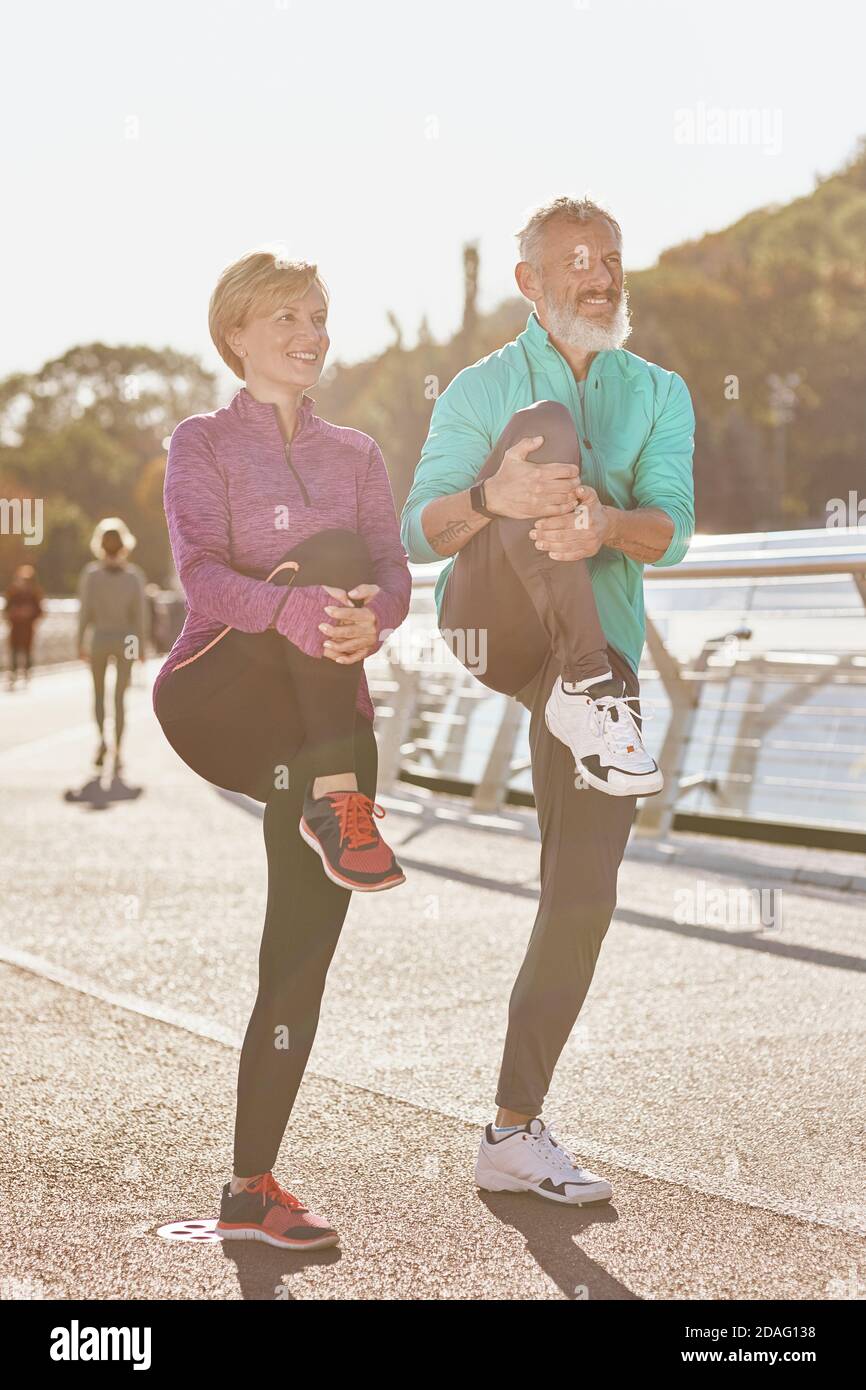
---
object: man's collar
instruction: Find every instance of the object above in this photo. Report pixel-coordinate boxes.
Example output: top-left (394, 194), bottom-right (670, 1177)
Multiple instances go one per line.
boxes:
top-left (521, 309), bottom-right (639, 379)
top-left (524, 310), bottom-right (553, 351)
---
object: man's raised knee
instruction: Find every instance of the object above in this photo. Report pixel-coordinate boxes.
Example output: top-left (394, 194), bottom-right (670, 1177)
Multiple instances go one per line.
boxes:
top-left (504, 399), bottom-right (578, 466)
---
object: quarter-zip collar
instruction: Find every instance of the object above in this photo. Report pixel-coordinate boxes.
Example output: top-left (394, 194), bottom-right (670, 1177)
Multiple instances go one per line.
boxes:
top-left (233, 384), bottom-right (317, 434)
top-left (518, 311), bottom-right (647, 491)
top-left (232, 385), bottom-right (317, 507)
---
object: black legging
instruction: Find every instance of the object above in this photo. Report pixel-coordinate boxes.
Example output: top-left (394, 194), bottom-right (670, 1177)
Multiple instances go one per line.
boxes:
top-left (154, 528), bottom-right (379, 1176)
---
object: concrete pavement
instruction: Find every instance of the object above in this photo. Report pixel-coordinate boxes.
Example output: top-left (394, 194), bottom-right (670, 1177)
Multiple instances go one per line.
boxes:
top-left (1, 659), bottom-right (864, 1300)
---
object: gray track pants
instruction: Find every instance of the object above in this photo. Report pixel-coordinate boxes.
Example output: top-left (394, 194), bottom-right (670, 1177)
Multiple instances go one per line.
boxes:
top-left (90, 637), bottom-right (134, 744)
top-left (439, 400), bottom-right (640, 1116)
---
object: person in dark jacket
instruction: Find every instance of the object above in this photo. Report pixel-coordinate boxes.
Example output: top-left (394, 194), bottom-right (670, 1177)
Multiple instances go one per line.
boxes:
top-left (4, 564), bottom-right (44, 688)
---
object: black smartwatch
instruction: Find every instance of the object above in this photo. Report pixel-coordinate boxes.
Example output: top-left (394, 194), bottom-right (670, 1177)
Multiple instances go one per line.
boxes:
top-left (469, 481), bottom-right (499, 519)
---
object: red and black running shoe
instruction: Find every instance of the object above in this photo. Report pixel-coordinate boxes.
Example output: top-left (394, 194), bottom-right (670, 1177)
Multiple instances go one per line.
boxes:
top-left (298, 786), bottom-right (406, 892)
top-left (216, 1172), bottom-right (339, 1250)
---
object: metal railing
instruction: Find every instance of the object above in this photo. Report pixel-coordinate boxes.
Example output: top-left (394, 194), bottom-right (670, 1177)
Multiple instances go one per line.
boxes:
top-left (367, 527), bottom-right (866, 838)
top-left (11, 531), bottom-right (864, 838)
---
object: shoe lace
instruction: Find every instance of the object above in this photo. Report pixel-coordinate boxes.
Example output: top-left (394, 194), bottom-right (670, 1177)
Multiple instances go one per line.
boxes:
top-left (328, 791), bottom-right (385, 849)
top-left (249, 1172), bottom-right (308, 1212)
top-left (534, 1119), bottom-right (583, 1174)
top-left (589, 693), bottom-right (652, 756)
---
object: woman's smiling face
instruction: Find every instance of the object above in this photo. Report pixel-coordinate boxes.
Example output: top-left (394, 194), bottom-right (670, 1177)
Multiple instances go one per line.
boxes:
top-left (234, 283), bottom-right (330, 389)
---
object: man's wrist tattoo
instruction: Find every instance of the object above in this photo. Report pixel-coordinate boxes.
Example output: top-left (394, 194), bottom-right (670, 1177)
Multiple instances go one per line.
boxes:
top-left (429, 518), bottom-right (474, 553)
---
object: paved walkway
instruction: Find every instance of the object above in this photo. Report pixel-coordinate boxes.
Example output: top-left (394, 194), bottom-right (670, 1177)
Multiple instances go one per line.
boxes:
top-left (1, 660), bottom-right (864, 1300)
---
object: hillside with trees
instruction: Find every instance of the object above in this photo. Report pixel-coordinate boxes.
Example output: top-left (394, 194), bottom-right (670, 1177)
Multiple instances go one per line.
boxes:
top-left (316, 140), bottom-right (866, 535)
top-left (1, 142), bottom-right (863, 593)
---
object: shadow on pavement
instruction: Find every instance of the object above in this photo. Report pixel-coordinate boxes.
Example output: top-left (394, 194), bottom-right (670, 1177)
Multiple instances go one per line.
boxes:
top-left (218, 1241), bottom-right (341, 1300)
top-left (215, 782), bottom-right (866, 972)
top-left (63, 775), bottom-right (144, 810)
top-left (475, 1192), bottom-right (637, 1300)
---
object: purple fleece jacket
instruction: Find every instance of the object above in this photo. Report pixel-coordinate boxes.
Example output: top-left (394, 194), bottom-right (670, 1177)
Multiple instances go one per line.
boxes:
top-left (152, 386), bottom-right (411, 724)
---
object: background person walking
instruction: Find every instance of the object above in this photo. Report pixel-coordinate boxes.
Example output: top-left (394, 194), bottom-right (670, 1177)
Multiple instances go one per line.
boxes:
top-left (78, 516), bottom-right (148, 773)
top-left (3, 564), bottom-right (44, 689)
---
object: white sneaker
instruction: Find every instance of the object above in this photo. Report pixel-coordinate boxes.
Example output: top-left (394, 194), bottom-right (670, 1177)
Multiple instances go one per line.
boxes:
top-left (544, 672), bottom-right (663, 797)
top-left (475, 1117), bottom-right (613, 1205)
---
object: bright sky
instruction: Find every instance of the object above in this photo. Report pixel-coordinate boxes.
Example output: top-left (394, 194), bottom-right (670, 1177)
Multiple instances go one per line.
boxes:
top-left (4, 0), bottom-right (864, 391)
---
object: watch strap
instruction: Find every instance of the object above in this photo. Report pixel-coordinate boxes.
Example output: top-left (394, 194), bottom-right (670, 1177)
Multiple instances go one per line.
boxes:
top-left (470, 481), bottom-right (498, 519)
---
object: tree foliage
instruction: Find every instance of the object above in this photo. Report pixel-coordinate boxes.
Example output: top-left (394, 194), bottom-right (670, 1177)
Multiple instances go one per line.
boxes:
top-left (0, 345), bottom-right (217, 591)
top-left (316, 141), bottom-right (866, 534)
top-left (2, 145), bottom-right (863, 593)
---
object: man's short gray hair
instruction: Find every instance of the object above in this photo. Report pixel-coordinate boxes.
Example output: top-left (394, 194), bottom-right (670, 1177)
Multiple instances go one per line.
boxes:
top-left (516, 197), bottom-right (622, 268)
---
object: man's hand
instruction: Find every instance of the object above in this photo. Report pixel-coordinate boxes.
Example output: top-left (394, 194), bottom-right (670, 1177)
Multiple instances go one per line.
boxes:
top-left (318, 583), bottom-right (381, 664)
top-left (485, 436), bottom-right (582, 520)
top-left (529, 484), bottom-right (612, 560)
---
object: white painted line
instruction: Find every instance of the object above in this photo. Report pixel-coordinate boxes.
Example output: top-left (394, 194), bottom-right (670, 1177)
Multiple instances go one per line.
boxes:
top-left (0, 942), bottom-right (239, 1049)
top-left (1, 938), bottom-right (863, 1240)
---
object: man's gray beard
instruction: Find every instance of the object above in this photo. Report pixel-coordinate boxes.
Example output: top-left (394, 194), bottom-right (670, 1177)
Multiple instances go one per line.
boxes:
top-left (545, 287), bottom-right (632, 352)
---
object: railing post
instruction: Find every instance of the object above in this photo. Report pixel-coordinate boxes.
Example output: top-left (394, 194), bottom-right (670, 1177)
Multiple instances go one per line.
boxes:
top-left (472, 695), bottom-right (524, 814)
top-left (375, 662), bottom-right (419, 792)
top-left (634, 616), bottom-right (701, 837)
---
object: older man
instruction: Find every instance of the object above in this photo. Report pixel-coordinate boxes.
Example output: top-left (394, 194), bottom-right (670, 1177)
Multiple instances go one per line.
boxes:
top-left (401, 197), bottom-right (695, 1205)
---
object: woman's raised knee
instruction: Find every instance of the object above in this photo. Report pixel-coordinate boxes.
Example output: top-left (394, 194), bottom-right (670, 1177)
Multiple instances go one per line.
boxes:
top-left (275, 527), bottom-right (373, 591)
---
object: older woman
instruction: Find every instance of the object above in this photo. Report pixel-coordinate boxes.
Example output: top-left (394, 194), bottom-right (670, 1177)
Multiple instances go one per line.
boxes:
top-left (153, 248), bottom-right (411, 1249)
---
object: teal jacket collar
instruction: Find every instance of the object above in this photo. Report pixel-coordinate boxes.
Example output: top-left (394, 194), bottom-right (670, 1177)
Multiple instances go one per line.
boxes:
top-left (520, 309), bottom-right (645, 384)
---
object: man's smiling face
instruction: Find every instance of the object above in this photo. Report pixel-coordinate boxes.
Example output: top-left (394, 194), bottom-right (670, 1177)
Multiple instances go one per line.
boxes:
top-left (517, 214), bottom-right (631, 352)
top-left (536, 214), bottom-right (624, 323)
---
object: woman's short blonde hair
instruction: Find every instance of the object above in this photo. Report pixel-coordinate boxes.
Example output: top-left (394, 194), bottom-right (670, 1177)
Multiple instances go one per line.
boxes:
top-left (208, 245), bottom-right (329, 380)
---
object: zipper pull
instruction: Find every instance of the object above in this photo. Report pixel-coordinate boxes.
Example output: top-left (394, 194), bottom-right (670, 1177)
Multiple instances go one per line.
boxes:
top-left (284, 440), bottom-right (311, 506)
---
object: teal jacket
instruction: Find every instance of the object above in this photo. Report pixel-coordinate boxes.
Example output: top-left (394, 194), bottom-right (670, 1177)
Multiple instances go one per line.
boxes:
top-left (400, 311), bottom-right (696, 676)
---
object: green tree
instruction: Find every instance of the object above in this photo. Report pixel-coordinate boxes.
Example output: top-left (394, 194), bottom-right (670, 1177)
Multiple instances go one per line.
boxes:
top-left (0, 345), bottom-right (217, 592)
